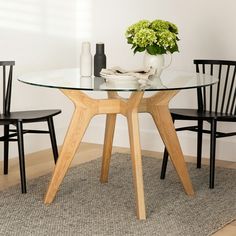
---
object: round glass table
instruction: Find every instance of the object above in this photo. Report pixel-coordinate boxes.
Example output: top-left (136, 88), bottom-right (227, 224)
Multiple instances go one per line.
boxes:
top-left (18, 69), bottom-right (218, 220)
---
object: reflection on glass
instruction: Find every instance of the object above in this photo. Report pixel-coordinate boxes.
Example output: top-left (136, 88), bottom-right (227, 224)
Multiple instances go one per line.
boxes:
top-left (18, 68), bottom-right (218, 92)
top-left (80, 76), bottom-right (92, 88)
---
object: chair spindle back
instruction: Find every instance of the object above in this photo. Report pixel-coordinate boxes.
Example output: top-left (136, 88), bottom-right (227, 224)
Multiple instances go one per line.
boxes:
top-left (0, 61), bottom-right (15, 116)
top-left (194, 60), bottom-right (236, 115)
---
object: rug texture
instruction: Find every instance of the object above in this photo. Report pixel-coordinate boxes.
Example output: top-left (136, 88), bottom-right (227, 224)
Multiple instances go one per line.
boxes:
top-left (0, 153), bottom-right (235, 236)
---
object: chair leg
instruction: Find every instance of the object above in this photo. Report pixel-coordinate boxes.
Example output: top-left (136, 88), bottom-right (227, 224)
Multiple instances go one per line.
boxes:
top-left (3, 125), bottom-right (10, 175)
top-left (197, 120), bottom-right (203, 168)
top-left (209, 119), bottom-right (217, 189)
top-left (160, 147), bottom-right (168, 179)
top-left (16, 121), bottom-right (27, 193)
top-left (47, 117), bottom-right (59, 164)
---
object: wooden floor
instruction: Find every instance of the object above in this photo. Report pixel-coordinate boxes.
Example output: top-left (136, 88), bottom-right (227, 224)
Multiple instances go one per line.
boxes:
top-left (0, 142), bottom-right (235, 235)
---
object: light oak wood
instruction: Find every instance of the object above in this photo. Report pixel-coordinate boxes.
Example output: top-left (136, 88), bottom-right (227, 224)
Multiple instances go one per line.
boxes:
top-left (126, 92), bottom-right (146, 219)
top-left (120, 90), bottom-right (194, 196)
top-left (44, 89), bottom-right (194, 220)
top-left (0, 143), bottom-right (235, 235)
top-left (147, 91), bottom-right (194, 196)
top-left (100, 91), bottom-right (146, 218)
top-left (100, 114), bottom-right (117, 183)
top-left (100, 92), bottom-right (118, 183)
top-left (44, 90), bottom-right (94, 203)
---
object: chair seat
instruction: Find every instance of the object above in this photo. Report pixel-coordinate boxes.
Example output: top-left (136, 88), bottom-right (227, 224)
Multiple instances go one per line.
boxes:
top-left (170, 108), bottom-right (236, 121)
top-left (161, 59), bottom-right (236, 189)
top-left (0, 109), bottom-right (61, 123)
top-left (0, 61), bottom-right (61, 193)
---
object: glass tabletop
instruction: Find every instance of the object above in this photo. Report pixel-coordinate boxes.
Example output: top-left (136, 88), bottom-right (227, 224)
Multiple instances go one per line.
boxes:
top-left (18, 68), bottom-right (218, 92)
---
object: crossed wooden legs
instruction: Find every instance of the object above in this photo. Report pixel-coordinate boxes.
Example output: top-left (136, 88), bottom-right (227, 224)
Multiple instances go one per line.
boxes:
top-left (44, 90), bottom-right (194, 220)
top-left (100, 92), bottom-right (146, 219)
top-left (100, 91), bottom-right (194, 219)
top-left (44, 90), bottom-right (146, 218)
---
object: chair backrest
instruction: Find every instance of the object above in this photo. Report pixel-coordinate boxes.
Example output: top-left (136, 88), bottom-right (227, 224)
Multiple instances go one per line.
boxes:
top-left (0, 61), bottom-right (15, 116)
top-left (194, 59), bottom-right (236, 114)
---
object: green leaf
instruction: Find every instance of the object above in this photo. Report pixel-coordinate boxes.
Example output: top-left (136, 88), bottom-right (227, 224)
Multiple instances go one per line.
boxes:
top-left (169, 44), bottom-right (179, 53)
top-left (127, 37), bottom-right (133, 44)
top-left (146, 45), bottom-right (157, 55)
top-left (134, 46), bottom-right (145, 54)
top-left (147, 45), bottom-right (166, 55)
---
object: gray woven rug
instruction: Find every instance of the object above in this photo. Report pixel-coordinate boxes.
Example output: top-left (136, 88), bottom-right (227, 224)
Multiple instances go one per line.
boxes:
top-left (0, 153), bottom-right (235, 236)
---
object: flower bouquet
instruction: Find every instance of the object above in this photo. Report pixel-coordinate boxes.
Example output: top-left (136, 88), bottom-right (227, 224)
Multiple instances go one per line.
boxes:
top-left (125, 19), bottom-right (179, 55)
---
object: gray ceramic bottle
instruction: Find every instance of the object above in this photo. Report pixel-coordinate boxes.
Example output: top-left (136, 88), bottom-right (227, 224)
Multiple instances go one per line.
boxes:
top-left (94, 43), bottom-right (106, 77)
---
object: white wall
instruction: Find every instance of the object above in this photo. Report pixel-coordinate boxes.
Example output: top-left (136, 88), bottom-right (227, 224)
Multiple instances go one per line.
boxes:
top-left (0, 0), bottom-right (236, 162)
top-left (78, 0), bottom-right (236, 162)
top-left (0, 0), bottom-right (77, 158)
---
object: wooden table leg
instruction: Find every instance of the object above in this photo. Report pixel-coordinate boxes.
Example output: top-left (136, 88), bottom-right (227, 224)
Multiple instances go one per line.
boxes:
top-left (100, 114), bottom-right (117, 183)
top-left (44, 90), bottom-right (93, 203)
top-left (148, 91), bottom-right (194, 196)
top-left (126, 92), bottom-right (146, 219)
top-left (100, 91), bottom-right (119, 183)
top-left (44, 88), bottom-right (193, 220)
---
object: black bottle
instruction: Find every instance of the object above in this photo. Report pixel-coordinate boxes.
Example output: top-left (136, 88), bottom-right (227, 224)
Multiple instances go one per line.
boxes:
top-left (94, 43), bottom-right (106, 77)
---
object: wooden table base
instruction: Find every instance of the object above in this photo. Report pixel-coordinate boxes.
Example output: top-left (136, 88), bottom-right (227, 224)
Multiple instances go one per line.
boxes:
top-left (44, 90), bottom-right (194, 220)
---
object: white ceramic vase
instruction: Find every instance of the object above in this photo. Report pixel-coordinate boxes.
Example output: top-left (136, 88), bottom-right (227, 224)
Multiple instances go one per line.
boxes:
top-left (143, 52), bottom-right (172, 78)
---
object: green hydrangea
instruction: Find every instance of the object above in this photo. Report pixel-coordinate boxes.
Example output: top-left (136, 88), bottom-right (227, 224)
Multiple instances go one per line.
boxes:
top-left (133, 28), bottom-right (156, 48)
top-left (125, 20), bottom-right (150, 37)
top-left (150, 20), bottom-right (169, 32)
top-left (157, 30), bottom-right (177, 49)
top-left (125, 19), bottom-right (179, 55)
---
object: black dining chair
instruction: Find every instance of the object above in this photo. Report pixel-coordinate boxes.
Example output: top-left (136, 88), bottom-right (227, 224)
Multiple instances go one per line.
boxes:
top-left (160, 59), bottom-right (236, 188)
top-left (0, 61), bottom-right (61, 193)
